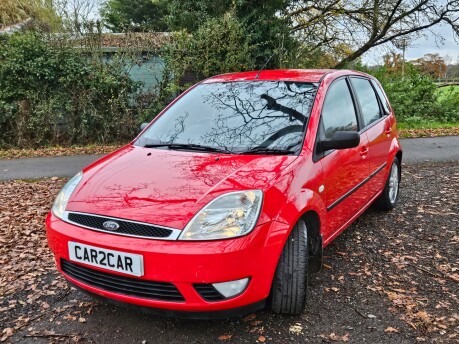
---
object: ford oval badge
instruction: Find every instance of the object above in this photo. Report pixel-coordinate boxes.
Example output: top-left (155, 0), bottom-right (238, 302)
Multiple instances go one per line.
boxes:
top-left (103, 220), bottom-right (120, 231)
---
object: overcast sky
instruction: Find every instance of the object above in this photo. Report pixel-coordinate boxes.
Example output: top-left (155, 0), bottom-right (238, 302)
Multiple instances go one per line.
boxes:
top-left (362, 24), bottom-right (459, 65)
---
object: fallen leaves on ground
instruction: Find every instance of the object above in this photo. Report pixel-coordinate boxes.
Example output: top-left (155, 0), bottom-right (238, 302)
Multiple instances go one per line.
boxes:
top-left (0, 178), bottom-right (97, 342)
top-left (257, 335), bottom-right (266, 342)
top-left (319, 332), bottom-right (350, 342)
top-left (0, 144), bottom-right (122, 160)
top-left (398, 126), bottom-right (459, 138)
top-left (289, 323), bottom-right (303, 335)
top-left (243, 313), bottom-right (257, 322)
top-left (343, 163), bottom-right (459, 341)
top-left (385, 326), bottom-right (400, 333)
top-left (218, 334), bottom-right (233, 340)
top-left (23, 329), bottom-right (82, 342)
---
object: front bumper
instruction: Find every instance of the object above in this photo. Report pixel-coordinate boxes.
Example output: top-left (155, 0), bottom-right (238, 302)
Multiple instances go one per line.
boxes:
top-left (45, 212), bottom-right (289, 314)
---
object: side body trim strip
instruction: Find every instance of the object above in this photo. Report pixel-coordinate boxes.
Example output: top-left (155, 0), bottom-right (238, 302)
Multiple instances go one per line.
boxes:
top-left (327, 162), bottom-right (387, 212)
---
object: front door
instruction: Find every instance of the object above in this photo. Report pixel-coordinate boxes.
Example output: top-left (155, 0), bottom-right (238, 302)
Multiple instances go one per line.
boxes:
top-left (316, 78), bottom-right (370, 240)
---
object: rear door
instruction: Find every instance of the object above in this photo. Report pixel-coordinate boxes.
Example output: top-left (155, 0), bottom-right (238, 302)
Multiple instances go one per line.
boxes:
top-left (349, 77), bottom-right (392, 198)
top-left (316, 78), bottom-right (370, 239)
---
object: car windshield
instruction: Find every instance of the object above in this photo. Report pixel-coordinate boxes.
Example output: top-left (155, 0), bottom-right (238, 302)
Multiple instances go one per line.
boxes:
top-left (135, 81), bottom-right (318, 154)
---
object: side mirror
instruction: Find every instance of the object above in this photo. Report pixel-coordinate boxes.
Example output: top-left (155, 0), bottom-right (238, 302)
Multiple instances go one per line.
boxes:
top-left (321, 131), bottom-right (360, 151)
top-left (139, 122), bottom-right (149, 132)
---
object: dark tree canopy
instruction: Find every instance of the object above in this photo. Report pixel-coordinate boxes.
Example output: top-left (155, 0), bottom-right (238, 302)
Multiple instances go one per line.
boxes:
top-left (159, 0), bottom-right (230, 32)
top-left (101, 0), bottom-right (168, 32)
top-left (156, 0), bottom-right (293, 67)
top-left (100, 0), bottom-right (459, 68)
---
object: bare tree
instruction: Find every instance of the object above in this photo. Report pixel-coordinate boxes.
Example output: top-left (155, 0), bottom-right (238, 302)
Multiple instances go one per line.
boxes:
top-left (286, 0), bottom-right (459, 68)
top-left (52, 0), bottom-right (101, 33)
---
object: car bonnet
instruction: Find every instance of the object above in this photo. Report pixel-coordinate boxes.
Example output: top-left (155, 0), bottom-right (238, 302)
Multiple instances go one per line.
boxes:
top-left (65, 145), bottom-right (298, 229)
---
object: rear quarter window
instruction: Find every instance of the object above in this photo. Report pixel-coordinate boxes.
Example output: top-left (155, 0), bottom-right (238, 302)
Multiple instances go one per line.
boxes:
top-left (370, 79), bottom-right (391, 114)
top-left (350, 77), bottom-right (382, 128)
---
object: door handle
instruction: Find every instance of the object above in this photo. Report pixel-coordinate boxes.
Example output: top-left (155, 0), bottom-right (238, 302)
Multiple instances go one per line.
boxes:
top-left (385, 126), bottom-right (392, 135)
top-left (360, 147), bottom-right (369, 157)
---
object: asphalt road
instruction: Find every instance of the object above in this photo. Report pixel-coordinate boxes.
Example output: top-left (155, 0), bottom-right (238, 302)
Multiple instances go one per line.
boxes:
top-left (400, 135), bottom-right (459, 163)
top-left (0, 154), bottom-right (102, 181)
top-left (0, 136), bottom-right (458, 180)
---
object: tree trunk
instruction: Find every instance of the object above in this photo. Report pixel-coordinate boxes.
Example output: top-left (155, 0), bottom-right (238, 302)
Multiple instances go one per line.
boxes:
top-left (334, 41), bottom-right (376, 69)
top-left (16, 99), bottom-right (30, 147)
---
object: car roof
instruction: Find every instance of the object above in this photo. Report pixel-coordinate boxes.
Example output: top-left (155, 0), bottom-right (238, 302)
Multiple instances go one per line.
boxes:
top-left (202, 69), bottom-right (367, 84)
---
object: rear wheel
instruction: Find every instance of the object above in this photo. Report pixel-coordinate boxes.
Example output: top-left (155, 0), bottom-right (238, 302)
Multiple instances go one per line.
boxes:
top-left (270, 219), bottom-right (308, 315)
top-left (375, 157), bottom-right (401, 210)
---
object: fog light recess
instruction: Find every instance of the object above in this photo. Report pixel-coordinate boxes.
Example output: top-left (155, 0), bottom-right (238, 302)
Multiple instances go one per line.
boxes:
top-left (194, 278), bottom-right (250, 301)
top-left (212, 278), bottom-right (249, 298)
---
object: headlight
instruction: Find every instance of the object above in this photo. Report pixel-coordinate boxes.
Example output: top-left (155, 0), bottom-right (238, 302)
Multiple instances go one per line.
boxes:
top-left (52, 171), bottom-right (83, 219)
top-left (179, 190), bottom-right (263, 241)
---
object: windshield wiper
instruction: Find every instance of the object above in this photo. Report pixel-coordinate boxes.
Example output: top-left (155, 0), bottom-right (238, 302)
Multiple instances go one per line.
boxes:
top-left (240, 147), bottom-right (296, 155)
top-left (144, 143), bottom-right (232, 154)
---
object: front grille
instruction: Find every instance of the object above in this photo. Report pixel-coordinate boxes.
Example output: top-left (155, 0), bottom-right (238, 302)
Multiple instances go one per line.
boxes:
top-left (67, 212), bottom-right (173, 239)
top-left (61, 259), bottom-right (184, 302)
top-left (194, 284), bottom-right (225, 301)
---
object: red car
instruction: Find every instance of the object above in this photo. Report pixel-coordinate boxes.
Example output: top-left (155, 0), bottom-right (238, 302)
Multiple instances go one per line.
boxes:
top-left (46, 69), bottom-right (402, 317)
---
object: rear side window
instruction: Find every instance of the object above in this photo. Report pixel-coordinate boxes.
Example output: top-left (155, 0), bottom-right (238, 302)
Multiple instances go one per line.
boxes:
top-left (371, 79), bottom-right (391, 114)
top-left (351, 78), bottom-right (381, 127)
top-left (321, 79), bottom-right (358, 139)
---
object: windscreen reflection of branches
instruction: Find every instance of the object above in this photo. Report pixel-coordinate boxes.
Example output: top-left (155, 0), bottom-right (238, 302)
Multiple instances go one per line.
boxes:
top-left (138, 81), bottom-right (317, 153)
top-left (200, 82), bottom-right (311, 150)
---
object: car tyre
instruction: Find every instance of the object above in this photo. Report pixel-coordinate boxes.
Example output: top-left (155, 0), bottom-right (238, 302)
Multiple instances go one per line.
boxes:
top-left (375, 156), bottom-right (401, 211)
top-left (270, 219), bottom-right (308, 315)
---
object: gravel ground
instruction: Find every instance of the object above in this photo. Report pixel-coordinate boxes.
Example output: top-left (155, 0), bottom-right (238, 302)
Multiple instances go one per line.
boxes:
top-left (1, 161), bottom-right (458, 343)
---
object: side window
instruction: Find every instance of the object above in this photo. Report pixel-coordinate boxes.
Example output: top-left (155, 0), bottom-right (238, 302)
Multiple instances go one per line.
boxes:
top-left (321, 79), bottom-right (358, 139)
top-left (371, 79), bottom-right (391, 114)
top-left (351, 77), bottom-right (381, 127)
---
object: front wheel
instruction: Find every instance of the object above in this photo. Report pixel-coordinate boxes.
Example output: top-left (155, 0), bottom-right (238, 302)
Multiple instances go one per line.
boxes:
top-left (375, 157), bottom-right (401, 210)
top-left (270, 219), bottom-right (308, 315)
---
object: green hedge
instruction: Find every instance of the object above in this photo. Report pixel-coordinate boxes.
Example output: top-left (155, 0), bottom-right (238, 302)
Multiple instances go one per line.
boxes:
top-left (370, 66), bottom-right (459, 125)
top-left (0, 32), bottom-right (151, 148)
top-left (1, 32), bottom-right (457, 149)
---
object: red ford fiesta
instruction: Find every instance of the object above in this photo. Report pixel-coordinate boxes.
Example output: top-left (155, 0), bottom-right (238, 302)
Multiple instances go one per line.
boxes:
top-left (46, 69), bottom-right (402, 317)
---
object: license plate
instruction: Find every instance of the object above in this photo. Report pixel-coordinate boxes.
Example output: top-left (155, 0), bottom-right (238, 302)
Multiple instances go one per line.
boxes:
top-left (68, 242), bottom-right (144, 277)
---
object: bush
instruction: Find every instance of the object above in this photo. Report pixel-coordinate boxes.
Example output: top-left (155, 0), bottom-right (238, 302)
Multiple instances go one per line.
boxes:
top-left (436, 86), bottom-right (459, 123)
top-left (369, 65), bottom-right (459, 124)
top-left (0, 32), bottom-right (148, 148)
top-left (163, 12), bottom-right (256, 89)
top-left (371, 66), bottom-right (438, 122)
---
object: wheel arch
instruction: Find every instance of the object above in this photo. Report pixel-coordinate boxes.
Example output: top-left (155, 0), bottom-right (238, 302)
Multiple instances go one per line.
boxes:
top-left (276, 205), bottom-right (324, 273)
top-left (270, 186), bottom-right (327, 279)
top-left (395, 150), bottom-right (403, 179)
top-left (275, 187), bottom-right (326, 229)
top-left (299, 210), bottom-right (323, 272)
top-left (299, 210), bottom-right (321, 243)
top-left (395, 149), bottom-right (402, 164)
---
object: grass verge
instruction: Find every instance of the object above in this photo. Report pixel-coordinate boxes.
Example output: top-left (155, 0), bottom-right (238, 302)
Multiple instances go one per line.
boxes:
top-left (0, 144), bottom-right (122, 160)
